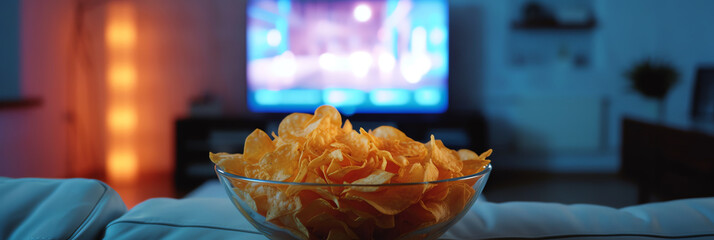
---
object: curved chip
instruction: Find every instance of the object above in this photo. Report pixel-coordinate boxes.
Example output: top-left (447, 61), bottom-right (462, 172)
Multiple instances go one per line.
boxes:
top-left (457, 149), bottom-right (479, 161)
top-left (372, 126), bottom-right (411, 142)
top-left (244, 129), bottom-right (276, 163)
top-left (257, 143), bottom-right (300, 181)
top-left (209, 152), bottom-right (245, 176)
top-left (343, 184), bottom-right (423, 215)
top-left (278, 113), bottom-right (313, 139)
top-left (349, 169), bottom-right (394, 192)
top-left (426, 135), bottom-right (463, 177)
top-left (310, 105), bottom-right (342, 127)
top-left (336, 130), bottom-right (371, 162)
top-left (462, 159), bottom-right (490, 176)
top-left (266, 189), bottom-right (302, 221)
top-left (479, 149), bottom-right (493, 159)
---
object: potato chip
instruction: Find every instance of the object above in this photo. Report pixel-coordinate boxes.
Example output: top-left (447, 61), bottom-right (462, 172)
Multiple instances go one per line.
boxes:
top-left (244, 129), bottom-right (276, 162)
top-left (372, 125), bottom-right (411, 141)
top-left (247, 184), bottom-right (272, 216)
top-left (305, 213), bottom-right (359, 240)
top-left (256, 142), bottom-right (300, 181)
top-left (335, 130), bottom-right (371, 162)
top-left (479, 148), bottom-right (493, 159)
top-left (457, 149), bottom-right (479, 161)
top-left (276, 214), bottom-right (309, 239)
top-left (278, 113), bottom-right (313, 139)
top-left (211, 105), bottom-right (492, 240)
top-left (349, 169), bottom-right (394, 192)
top-left (295, 198), bottom-right (340, 226)
top-left (266, 189), bottom-right (302, 221)
top-left (342, 119), bottom-right (353, 132)
top-left (311, 105), bottom-right (342, 126)
top-left (462, 159), bottom-right (490, 176)
top-left (372, 126), bottom-right (428, 162)
top-left (326, 161), bottom-right (375, 184)
top-left (232, 186), bottom-right (258, 212)
top-left (209, 152), bottom-right (245, 176)
top-left (396, 141), bottom-right (429, 163)
top-left (326, 228), bottom-right (354, 240)
top-left (461, 149), bottom-right (492, 176)
top-left (306, 149), bottom-right (339, 177)
top-left (421, 182), bottom-right (474, 224)
top-left (339, 199), bottom-right (395, 229)
top-left (394, 163), bottom-right (424, 183)
top-left (343, 184), bottom-right (422, 215)
top-left (426, 135), bottom-right (464, 179)
top-left (423, 160), bottom-right (440, 182)
top-left (422, 181), bottom-right (449, 202)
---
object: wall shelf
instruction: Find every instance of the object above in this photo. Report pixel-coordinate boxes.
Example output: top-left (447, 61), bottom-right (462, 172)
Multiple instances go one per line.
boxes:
top-left (512, 21), bottom-right (596, 30)
top-left (0, 98), bottom-right (42, 110)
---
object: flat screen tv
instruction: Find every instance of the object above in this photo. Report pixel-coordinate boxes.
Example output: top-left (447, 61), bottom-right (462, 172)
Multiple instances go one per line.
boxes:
top-left (246, 0), bottom-right (449, 115)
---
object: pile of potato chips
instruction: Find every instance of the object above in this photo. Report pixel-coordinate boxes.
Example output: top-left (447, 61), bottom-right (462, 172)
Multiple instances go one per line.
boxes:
top-left (211, 105), bottom-right (491, 240)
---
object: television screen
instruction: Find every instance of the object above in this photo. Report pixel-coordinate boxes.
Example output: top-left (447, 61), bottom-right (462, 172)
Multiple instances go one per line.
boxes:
top-left (246, 0), bottom-right (449, 114)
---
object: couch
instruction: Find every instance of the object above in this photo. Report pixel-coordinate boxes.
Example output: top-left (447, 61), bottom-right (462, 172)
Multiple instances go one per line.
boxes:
top-left (2, 177), bottom-right (713, 239)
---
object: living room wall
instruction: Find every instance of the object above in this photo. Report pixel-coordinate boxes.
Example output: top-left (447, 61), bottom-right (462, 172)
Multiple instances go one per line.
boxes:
top-left (459, 0), bottom-right (714, 171)
top-left (0, 0), bottom-right (72, 178)
top-left (0, 0), bottom-right (20, 100)
top-left (0, 0), bottom-right (247, 179)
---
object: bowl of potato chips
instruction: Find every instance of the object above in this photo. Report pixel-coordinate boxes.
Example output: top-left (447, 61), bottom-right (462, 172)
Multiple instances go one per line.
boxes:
top-left (211, 106), bottom-right (492, 240)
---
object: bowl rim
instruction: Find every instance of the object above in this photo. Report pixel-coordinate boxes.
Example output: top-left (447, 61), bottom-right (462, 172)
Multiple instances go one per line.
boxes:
top-left (214, 163), bottom-right (491, 187)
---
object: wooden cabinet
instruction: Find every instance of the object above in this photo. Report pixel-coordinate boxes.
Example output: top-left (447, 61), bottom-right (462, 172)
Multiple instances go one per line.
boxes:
top-left (621, 118), bottom-right (714, 203)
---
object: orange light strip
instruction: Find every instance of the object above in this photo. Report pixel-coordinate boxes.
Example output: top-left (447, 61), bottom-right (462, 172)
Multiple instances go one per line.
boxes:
top-left (106, 1), bottom-right (137, 184)
top-left (109, 63), bottom-right (136, 90)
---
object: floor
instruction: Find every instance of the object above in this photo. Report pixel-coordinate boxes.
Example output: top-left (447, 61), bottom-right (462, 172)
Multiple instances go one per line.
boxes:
top-left (482, 170), bottom-right (640, 208)
top-left (108, 172), bottom-right (176, 208)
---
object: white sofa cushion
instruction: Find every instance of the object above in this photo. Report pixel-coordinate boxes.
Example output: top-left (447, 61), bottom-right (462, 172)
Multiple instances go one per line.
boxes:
top-left (444, 197), bottom-right (714, 239)
top-left (104, 197), bottom-right (265, 239)
top-left (0, 177), bottom-right (127, 240)
top-left (105, 196), bottom-right (714, 239)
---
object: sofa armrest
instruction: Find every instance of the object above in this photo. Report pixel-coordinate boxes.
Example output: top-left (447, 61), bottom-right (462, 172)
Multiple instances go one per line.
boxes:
top-left (104, 197), bottom-right (265, 239)
top-left (0, 177), bottom-right (127, 240)
top-left (444, 197), bottom-right (714, 239)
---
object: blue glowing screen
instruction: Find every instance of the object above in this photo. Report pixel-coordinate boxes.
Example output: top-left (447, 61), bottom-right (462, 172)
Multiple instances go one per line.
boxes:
top-left (247, 0), bottom-right (448, 114)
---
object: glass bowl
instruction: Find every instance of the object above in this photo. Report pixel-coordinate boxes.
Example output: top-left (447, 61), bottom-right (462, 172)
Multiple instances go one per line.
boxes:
top-left (215, 164), bottom-right (491, 240)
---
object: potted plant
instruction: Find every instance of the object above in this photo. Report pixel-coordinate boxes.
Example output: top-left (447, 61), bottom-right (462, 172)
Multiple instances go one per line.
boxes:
top-left (625, 59), bottom-right (679, 122)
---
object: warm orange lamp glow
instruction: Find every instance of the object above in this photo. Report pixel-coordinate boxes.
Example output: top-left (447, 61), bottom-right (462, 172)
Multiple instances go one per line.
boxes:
top-left (109, 64), bottom-right (136, 90)
top-left (108, 107), bottom-right (136, 133)
top-left (107, 23), bottom-right (136, 48)
top-left (105, 4), bottom-right (136, 49)
top-left (106, 1), bottom-right (137, 185)
top-left (108, 150), bottom-right (138, 183)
